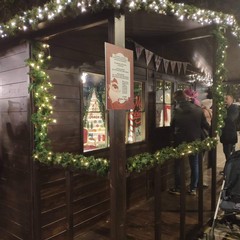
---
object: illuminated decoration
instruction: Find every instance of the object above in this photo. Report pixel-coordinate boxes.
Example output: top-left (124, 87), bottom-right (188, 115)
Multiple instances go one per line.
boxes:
top-left (83, 89), bottom-right (107, 151)
top-left (212, 26), bottom-right (228, 136)
top-left (128, 138), bottom-right (218, 172)
top-left (80, 72), bottom-right (87, 84)
top-left (1, 0), bottom-right (240, 43)
top-left (28, 42), bottom-right (109, 175)
top-left (27, 41), bottom-right (219, 175)
top-left (27, 41), bottom-right (55, 155)
top-left (21, 0), bottom-right (234, 174)
top-left (187, 73), bottom-right (213, 87)
top-left (128, 109), bottom-right (134, 142)
top-left (127, 82), bottom-right (144, 143)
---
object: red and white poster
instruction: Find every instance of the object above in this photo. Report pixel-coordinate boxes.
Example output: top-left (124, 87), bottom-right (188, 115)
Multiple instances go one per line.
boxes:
top-left (105, 42), bottom-right (134, 110)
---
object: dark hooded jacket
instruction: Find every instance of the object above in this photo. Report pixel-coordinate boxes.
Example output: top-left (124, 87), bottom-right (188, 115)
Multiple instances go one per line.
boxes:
top-left (220, 104), bottom-right (239, 144)
top-left (171, 100), bottom-right (210, 147)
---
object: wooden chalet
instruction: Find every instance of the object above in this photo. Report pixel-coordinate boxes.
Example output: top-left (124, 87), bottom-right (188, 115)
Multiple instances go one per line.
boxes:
top-left (0, 1), bottom-right (240, 240)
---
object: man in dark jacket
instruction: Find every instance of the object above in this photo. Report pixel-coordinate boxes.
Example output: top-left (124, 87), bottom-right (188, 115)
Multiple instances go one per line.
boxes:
top-left (168, 90), bottom-right (210, 196)
top-left (220, 95), bottom-right (239, 171)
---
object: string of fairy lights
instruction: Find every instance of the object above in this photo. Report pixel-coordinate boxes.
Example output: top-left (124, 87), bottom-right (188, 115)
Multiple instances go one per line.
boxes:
top-left (28, 42), bottom-right (110, 175)
top-left (15, 0), bottom-right (239, 174)
top-left (1, 0), bottom-right (240, 42)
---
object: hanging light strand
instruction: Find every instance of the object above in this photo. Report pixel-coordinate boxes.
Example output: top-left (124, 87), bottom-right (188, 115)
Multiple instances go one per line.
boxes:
top-left (0, 0), bottom-right (240, 44)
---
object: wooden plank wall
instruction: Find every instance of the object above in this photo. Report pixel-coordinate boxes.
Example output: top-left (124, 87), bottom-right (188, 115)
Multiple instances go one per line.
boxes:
top-left (0, 42), bottom-right (32, 239)
top-left (0, 23), bottom-right (209, 240)
top-left (38, 31), bottom-right (157, 239)
top-left (0, 36), bottom-right (174, 240)
top-left (39, 33), bottom-right (111, 239)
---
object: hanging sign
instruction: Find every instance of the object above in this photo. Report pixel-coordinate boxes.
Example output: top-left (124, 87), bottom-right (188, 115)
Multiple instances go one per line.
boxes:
top-left (105, 42), bottom-right (134, 110)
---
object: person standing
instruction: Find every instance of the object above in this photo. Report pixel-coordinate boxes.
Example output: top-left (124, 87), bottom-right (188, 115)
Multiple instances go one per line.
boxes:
top-left (220, 95), bottom-right (239, 173)
top-left (201, 99), bottom-right (213, 127)
top-left (168, 90), bottom-right (210, 196)
top-left (201, 99), bottom-right (213, 187)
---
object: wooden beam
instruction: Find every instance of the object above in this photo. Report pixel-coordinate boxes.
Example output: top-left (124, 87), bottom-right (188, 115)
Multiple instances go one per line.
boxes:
top-left (162, 25), bottom-right (215, 45)
top-left (0, 9), bottom-right (112, 47)
top-left (108, 12), bottom-right (127, 240)
top-left (38, 19), bottom-right (108, 41)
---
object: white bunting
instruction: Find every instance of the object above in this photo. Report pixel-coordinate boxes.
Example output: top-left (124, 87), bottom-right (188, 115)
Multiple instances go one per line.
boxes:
top-left (183, 62), bottom-right (188, 75)
top-left (135, 42), bottom-right (144, 60)
top-left (132, 40), bottom-right (190, 75)
top-left (177, 61), bottom-right (182, 75)
top-left (155, 55), bottom-right (162, 71)
top-left (170, 61), bottom-right (176, 73)
top-left (163, 59), bottom-right (170, 73)
top-left (145, 49), bottom-right (154, 66)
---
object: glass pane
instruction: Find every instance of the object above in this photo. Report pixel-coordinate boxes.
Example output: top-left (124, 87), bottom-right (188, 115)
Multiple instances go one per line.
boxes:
top-left (164, 81), bottom-right (172, 127)
top-left (82, 72), bottom-right (108, 152)
top-left (156, 81), bottom-right (164, 127)
top-left (156, 80), bottom-right (172, 127)
top-left (126, 82), bottom-right (145, 143)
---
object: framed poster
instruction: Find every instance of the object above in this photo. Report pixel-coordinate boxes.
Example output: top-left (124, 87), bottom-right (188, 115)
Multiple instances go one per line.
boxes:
top-left (105, 42), bottom-right (134, 110)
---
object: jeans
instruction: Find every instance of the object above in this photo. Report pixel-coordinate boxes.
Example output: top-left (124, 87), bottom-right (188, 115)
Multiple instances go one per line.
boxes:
top-left (189, 154), bottom-right (199, 190)
top-left (174, 154), bottom-right (199, 190)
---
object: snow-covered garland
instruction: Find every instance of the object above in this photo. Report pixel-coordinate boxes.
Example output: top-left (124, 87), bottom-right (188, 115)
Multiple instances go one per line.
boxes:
top-left (22, 0), bottom-right (235, 175)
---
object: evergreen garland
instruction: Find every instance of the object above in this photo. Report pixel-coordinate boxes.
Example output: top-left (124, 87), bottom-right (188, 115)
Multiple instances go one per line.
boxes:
top-left (21, 0), bottom-right (238, 176)
top-left (1, 0), bottom-right (240, 44)
top-left (28, 40), bottom-right (220, 176)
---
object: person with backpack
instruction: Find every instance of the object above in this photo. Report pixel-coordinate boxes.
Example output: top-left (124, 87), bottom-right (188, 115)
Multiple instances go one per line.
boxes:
top-left (220, 95), bottom-right (239, 174)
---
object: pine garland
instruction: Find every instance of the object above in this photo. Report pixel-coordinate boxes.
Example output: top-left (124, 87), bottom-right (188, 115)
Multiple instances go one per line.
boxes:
top-left (22, 0), bottom-right (236, 176)
top-left (28, 40), bottom-right (220, 176)
top-left (1, 0), bottom-right (240, 44)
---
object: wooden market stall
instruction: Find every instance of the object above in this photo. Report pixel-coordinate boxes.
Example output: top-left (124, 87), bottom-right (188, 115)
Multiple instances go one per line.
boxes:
top-left (0, 1), bottom-right (240, 240)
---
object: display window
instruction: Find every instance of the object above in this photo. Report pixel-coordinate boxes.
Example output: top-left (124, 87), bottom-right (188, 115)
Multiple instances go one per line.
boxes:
top-left (126, 81), bottom-right (145, 143)
top-left (82, 72), bottom-right (108, 152)
top-left (156, 80), bottom-right (173, 127)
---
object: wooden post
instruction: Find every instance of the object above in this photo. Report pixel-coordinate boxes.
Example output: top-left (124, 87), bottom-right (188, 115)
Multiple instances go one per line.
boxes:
top-left (154, 166), bottom-right (162, 240)
top-left (66, 170), bottom-right (73, 239)
top-left (211, 32), bottom-right (217, 211)
top-left (30, 42), bottom-right (41, 240)
top-left (198, 153), bottom-right (204, 226)
top-left (108, 12), bottom-right (127, 240)
top-left (180, 157), bottom-right (186, 240)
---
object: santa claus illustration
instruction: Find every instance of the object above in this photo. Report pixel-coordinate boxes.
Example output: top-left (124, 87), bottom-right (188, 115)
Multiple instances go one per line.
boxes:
top-left (108, 78), bottom-right (120, 104)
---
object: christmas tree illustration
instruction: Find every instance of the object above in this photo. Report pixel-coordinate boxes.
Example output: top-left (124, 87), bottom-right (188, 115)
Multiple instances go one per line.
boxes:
top-left (84, 88), bottom-right (106, 150)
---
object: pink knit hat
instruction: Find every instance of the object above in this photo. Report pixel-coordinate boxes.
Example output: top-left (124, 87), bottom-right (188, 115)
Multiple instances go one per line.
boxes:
top-left (184, 88), bottom-right (201, 106)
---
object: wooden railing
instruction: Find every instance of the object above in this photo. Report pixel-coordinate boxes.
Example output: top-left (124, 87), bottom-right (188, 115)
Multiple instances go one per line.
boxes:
top-left (153, 148), bottom-right (217, 240)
